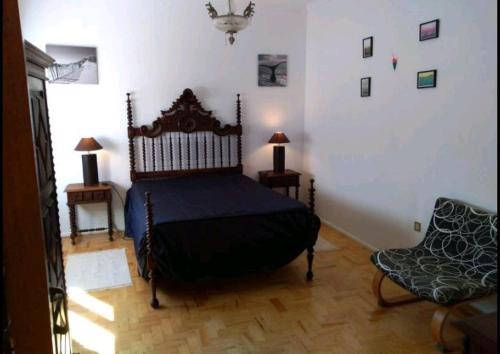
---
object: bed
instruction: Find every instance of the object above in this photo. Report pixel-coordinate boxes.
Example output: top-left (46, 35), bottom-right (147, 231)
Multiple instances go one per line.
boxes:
top-left (124, 89), bottom-right (320, 308)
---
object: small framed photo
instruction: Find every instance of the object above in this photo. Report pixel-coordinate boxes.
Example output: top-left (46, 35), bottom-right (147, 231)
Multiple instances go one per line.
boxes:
top-left (361, 77), bottom-right (371, 97)
top-left (417, 70), bottom-right (437, 89)
top-left (419, 19), bottom-right (439, 41)
top-left (258, 54), bottom-right (288, 87)
top-left (362, 37), bottom-right (373, 58)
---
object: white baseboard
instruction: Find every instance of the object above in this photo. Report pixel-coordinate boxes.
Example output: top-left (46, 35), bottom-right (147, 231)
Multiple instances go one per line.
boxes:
top-left (61, 219), bottom-right (378, 252)
top-left (61, 229), bottom-right (123, 238)
top-left (320, 217), bottom-right (378, 251)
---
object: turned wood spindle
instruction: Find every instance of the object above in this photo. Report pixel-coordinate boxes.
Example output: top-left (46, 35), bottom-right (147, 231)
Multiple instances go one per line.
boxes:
top-left (152, 138), bottom-right (156, 172)
top-left (160, 135), bottom-right (165, 171)
top-left (142, 137), bottom-right (146, 172)
top-left (169, 133), bottom-right (174, 170)
top-left (236, 93), bottom-right (242, 167)
top-left (178, 133), bottom-right (182, 170)
top-left (203, 132), bottom-right (208, 169)
top-left (144, 192), bottom-right (159, 309)
top-left (127, 93), bottom-right (136, 181)
top-left (308, 179), bottom-right (316, 214)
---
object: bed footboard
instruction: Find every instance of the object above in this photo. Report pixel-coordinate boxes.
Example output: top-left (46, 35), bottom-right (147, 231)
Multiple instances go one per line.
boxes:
top-left (307, 178), bottom-right (316, 281)
top-left (144, 192), bottom-right (159, 309)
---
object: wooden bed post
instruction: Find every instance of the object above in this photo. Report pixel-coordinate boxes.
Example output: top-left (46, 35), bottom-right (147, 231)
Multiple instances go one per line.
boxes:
top-left (236, 93), bottom-right (243, 170)
top-left (145, 192), bottom-right (159, 309)
top-left (308, 179), bottom-right (316, 214)
top-left (127, 93), bottom-right (137, 182)
top-left (307, 178), bottom-right (316, 280)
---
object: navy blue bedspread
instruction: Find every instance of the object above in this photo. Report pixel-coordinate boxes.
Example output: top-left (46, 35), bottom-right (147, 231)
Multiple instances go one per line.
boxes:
top-left (125, 174), bottom-right (320, 280)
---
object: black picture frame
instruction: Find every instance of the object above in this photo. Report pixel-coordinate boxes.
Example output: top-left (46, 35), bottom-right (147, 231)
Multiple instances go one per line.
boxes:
top-left (361, 77), bottom-right (371, 97)
top-left (417, 70), bottom-right (437, 89)
top-left (362, 36), bottom-right (373, 58)
top-left (258, 54), bottom-right (288, 87)
top-left (419, 19), bottom-right (440, 41)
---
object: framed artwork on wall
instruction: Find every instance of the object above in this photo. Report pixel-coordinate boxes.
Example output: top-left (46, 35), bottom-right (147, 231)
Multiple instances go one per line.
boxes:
top-left (46, 44), bottom-right (98, 84)
top-left (361, 77), bottom-right (371, 97)
top-left (417, 70), bottom-right (437, 88)
top-left (258, 54), bottom-right (288, 87)
top-left (362, 37), bottom-right (373, 58)
top-left (419, 19), bottom-right (440, 41)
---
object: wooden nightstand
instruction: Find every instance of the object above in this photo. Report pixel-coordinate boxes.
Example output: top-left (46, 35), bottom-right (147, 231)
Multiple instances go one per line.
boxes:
top-left (258, 169), bottom-right (301, 199)
top-left (64, 182), bottom-right (113, 245)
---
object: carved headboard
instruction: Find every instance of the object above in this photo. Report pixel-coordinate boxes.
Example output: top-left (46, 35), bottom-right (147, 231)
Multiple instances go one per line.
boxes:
top-left (127, 88), bottom-right (243, 182)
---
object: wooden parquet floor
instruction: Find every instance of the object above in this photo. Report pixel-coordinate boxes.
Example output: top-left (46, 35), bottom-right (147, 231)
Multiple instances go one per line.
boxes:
top-left (62, 224), bottom-right (465, 354)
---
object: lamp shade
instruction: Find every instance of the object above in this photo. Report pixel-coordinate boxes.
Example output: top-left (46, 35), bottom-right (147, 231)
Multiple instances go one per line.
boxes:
top-left (74, 137), bottom-right (103, 152)
top-left (268, 132), bottom-right (290, 144)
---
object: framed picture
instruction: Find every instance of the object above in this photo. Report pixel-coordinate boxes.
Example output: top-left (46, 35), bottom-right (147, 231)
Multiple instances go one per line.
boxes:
top-left (362, 37), bottom-right (373, 58)
top-left (258, 54), bottom-right (288, 87)
top-left (419, 19), bottom-right (439, 41)
top-left (361, 77), bottom-right (371, 97)
top-left (417, 70), bottom-right (437, 88)
top-left (45, 44), bottom-right (99, 84)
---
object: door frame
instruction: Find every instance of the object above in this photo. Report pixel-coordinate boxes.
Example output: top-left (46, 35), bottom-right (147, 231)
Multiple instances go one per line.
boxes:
top-left (3, 0), bottom-right (54, 352)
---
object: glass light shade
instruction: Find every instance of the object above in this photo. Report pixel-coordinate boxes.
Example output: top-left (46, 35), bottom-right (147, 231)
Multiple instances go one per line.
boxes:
top-left (213, 15), bottom-right (250, 33)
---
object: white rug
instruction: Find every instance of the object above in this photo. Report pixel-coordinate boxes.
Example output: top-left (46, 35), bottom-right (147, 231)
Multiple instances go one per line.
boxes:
top-left (65, 248), bottom-right (132, 292)
top-left (315, 235), bottom-right (338, 252)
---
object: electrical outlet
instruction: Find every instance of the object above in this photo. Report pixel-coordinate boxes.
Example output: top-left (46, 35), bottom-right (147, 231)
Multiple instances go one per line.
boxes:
top-left (414, 221), bottom-right (421, 232)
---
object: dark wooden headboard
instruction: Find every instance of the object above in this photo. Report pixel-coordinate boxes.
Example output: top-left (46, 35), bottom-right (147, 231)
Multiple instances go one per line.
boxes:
top-left (127, 88), bottom-right (243, 182)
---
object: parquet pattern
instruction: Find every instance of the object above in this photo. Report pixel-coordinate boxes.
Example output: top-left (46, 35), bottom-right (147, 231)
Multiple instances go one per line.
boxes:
top-left (63, 225), bottom-right (465, 354)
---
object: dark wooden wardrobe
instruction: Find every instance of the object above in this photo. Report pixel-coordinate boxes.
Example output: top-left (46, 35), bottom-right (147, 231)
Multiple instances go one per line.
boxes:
top-left (27, 41), bottom-right (72, 353)
top-left (3, 1), bottom-right (71, 352)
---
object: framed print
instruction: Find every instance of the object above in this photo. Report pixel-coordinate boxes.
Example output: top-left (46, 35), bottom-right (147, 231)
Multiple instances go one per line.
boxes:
top-left (417, 70), bottom-right (437, 88)
top-left (362, 37), bottom-right (373, 58)
top-left (361, 77), bottom-right (371, 97)
top-left (258, 54), bottom-right (288, 87)
top-left (46, 44), bottom-right (98, 84)
top-left (419, 19), bottom-right (439, 41)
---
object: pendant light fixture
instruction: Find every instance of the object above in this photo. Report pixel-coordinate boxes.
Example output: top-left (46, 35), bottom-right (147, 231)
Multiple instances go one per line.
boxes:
top-left (205, 0), bottom-right (255, 45)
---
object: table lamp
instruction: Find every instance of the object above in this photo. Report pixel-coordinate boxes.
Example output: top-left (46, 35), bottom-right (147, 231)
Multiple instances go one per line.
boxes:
top-left (74, 137), bottom-right (103, 186)
top-left (268, 132), bottom-right (290, 173)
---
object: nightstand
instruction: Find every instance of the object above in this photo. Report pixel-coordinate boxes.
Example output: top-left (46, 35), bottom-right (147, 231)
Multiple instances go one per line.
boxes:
top-left (64, 182), bottom-right (113, 245)
top-left (258, 169), bottom-right (301, 199)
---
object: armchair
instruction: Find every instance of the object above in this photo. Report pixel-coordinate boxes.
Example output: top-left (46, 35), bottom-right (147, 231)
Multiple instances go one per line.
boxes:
top-left (370, 197), bottom-right (497, 349)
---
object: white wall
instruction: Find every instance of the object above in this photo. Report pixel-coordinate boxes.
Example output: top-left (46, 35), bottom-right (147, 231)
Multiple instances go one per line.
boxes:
top-left (304, 0), bottom-right (497, 249)
top-left (19, 0), bottom-right (308, 235)
top-left (19, 0), bottom-right (498, 246)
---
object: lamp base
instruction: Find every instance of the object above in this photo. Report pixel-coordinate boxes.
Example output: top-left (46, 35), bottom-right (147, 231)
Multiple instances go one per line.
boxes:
top-left (82, 154), bottom-right (99, 186)
top-left (273, 146), bottom-right (285, 173)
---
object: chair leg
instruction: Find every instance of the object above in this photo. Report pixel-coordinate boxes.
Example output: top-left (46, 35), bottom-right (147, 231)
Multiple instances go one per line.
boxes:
top-left (431, 301), bottom-right (477, 351)
top-left (372, 269), bottom-right (424, 307)
top-left (431, 306), bottom-right (453, 351)
top-left (372, 269), bottom-right (387, 306)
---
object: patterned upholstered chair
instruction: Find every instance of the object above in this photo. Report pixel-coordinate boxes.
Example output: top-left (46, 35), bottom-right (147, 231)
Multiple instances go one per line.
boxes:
top-left (370, 197), bottom-right (497, 349)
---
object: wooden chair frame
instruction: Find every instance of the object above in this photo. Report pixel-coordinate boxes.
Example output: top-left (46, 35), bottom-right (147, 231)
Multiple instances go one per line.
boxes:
top-left (372, 269), bottom-right (486, 351)
top-left (371, 269), bottom-right (423, 307)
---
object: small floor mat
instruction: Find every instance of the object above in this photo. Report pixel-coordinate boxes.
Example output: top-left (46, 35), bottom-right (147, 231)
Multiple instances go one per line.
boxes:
top-left (315, 235), bottom-right (338, 252)
top-left (65, 248), bottom-right (132, 292)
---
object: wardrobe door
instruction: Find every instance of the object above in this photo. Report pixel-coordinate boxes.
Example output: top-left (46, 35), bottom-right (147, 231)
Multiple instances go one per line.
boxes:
top-left (26, 42), bottom-right (71, 354)
top-left (28, 79), bottom-right (66, 291)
